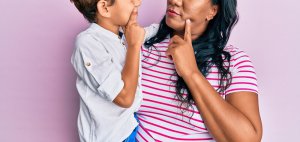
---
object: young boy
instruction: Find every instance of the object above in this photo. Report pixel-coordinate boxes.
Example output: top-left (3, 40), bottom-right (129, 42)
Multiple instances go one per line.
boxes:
top-left (70, 0), bottom-right (157, 141)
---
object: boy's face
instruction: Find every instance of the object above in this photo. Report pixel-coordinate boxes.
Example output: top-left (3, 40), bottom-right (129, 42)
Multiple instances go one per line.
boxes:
top-left (110, 0), bottom-right (141, 26)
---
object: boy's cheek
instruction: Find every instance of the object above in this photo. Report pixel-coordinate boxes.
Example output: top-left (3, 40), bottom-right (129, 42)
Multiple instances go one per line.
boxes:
top-left (133, 0), bottom-right (141, 7)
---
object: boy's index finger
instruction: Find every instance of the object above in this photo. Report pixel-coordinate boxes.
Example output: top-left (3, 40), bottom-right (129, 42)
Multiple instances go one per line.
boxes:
top-left (184, 19), bottom-right (192, 43)
top-left (127, 7), bottom-right (138, 25)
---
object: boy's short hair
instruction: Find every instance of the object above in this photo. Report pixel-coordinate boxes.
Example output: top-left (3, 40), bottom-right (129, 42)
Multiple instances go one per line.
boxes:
top-left (70, 0), bottom-right (115, 23)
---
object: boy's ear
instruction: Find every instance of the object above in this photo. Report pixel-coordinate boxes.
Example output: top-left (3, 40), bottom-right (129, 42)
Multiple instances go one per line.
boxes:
top-left (97, 0), bottom-right (111, 18)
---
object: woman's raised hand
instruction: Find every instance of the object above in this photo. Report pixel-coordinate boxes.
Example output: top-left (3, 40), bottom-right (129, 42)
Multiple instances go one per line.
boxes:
top-left (166, 19), bottom-right (199, 79)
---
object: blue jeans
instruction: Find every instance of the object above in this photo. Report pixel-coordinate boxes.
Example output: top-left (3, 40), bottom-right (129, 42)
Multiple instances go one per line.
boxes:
top-left (123, 113), bottom-right (139, 142)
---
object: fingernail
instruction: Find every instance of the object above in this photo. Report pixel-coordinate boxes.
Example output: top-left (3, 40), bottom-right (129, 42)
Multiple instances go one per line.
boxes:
top-left (186, 19), bottom-right (191, 23)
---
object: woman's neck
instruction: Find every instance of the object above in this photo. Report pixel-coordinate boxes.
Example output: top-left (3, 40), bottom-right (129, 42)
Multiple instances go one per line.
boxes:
top-left (173, 31), bottom-right (201, 41)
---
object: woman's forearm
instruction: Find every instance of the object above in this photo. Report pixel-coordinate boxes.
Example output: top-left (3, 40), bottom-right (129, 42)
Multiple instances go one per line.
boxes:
top-left (183, 71), bottom-right (261, 142)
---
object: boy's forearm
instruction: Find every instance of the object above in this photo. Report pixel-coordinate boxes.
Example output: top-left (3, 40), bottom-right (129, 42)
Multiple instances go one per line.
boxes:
top-left (113, 46), bottom-right (140, 108)
top-left (122, 46), bottom-right (140, 92)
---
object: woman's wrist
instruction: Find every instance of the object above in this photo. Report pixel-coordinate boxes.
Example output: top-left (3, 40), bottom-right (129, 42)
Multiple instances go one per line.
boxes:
top-left (182, 69), bottom-right (202, 84)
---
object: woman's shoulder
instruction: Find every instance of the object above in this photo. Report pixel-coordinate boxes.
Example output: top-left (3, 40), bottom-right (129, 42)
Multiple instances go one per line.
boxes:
top-left (224, 45), bottom-right (245, 56)
top-left (144, 23), bottom-right (160, 31)
top-left (224, 45), bottom-right (253, 65)
top-left (223, 45), bottom-right (258, 95)
top-left (144, 23), bottom-right (160, 42)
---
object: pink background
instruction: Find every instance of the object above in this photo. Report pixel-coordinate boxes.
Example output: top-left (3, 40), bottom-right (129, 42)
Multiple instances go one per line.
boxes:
top-left (1, 0), bottom-right (299, 141)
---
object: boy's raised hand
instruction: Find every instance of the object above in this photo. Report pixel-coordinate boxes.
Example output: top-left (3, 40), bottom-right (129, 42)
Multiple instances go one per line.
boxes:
top-left (123, 7), bottom-right (145, 48)
top-left (113, 7), bottom-right (144, 108)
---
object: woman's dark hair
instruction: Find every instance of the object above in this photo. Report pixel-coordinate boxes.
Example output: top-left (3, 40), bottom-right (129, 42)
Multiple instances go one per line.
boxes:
top-left (144, 0), bottom-right (239, 115)
top-left (70, 0), bottom-right (115, 23)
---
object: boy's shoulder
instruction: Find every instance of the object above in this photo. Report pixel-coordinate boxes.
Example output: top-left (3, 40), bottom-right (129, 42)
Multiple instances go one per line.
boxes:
top-left (73, 28), bottom-right (107, 57)
top-left (75, 25), bottom-right (106, 48)
top-left (76, 26), bottom-right (98, 42)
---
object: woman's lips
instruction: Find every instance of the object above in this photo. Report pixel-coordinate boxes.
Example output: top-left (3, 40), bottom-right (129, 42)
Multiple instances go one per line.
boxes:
top-left (167, 9), bottom-right (180, 17)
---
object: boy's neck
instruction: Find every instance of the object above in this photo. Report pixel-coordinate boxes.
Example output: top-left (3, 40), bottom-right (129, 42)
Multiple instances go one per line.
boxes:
top-left (97, 20), bottom-right (120, 37)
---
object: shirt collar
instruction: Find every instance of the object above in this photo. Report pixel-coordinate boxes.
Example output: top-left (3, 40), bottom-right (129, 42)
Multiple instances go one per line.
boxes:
top-left (89, 23), bottom-right (121, 42)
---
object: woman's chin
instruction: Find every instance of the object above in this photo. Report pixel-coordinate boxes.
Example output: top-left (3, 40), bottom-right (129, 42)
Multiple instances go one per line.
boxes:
top-left (166, 18), bottom-right (185, 32)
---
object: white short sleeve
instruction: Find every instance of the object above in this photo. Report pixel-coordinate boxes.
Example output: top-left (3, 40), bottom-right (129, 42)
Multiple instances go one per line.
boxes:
top-left (71, 34), bottom-right (124, 101)
top-left (225, 48), bottom-right (259, 95)
top-left (143, 23), bottom-right (160, 43)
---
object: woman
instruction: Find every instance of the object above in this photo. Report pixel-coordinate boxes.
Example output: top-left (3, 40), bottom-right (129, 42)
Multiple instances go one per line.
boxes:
top-left (136, 0), bottom-right (263, 141)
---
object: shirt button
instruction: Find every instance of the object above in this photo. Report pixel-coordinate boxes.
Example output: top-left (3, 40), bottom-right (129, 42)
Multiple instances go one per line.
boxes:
top-left (85, 62), bottom-right (91, 67)
top-left (111, 59), bottom-right (114, 63)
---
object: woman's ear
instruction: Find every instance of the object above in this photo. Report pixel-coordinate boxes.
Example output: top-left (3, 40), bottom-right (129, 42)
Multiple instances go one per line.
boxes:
top-left (206, 5), bottom-right (218, 21)
top-left (97, 0), bottom-right (111, 18)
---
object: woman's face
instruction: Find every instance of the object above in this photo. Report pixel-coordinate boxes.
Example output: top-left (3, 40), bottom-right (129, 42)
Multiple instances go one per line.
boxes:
top-left (166, 0), bottom-right (218, 39)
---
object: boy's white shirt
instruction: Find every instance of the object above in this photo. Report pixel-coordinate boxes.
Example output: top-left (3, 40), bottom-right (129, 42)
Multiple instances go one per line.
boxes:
top-left (71, 23), bottom-right (159, 142)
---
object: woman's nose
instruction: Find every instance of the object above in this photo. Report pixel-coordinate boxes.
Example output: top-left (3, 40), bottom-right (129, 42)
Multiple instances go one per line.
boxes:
top-left (168, 0), bottom-right (182, 6)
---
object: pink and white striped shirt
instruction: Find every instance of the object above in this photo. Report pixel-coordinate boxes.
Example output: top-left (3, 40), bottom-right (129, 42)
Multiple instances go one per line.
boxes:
top-left (136, 37), bottom-right (258, 142)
